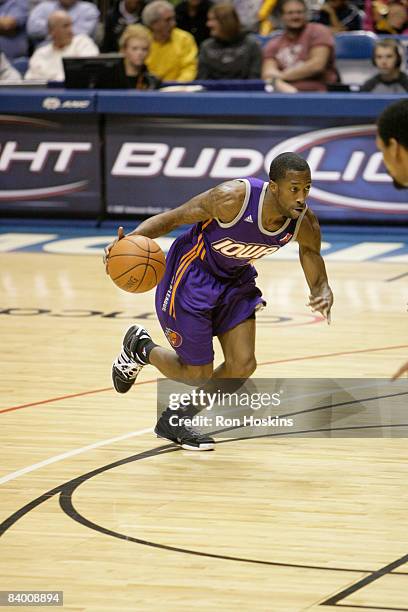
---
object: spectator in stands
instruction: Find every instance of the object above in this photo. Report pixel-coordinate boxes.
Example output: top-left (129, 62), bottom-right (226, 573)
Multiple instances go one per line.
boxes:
top-left (198, 3), bottom-right (262, 79)
top-left (117, 23), bottom-right (161, 88)
top-left (375, 0), bottom-right (408, 33)
top-left (100, 0), bottom-right (145, 53)
top-left (25, 10), bottom-right (98, 81)
top-left (27, 0), bottom-right (99, 47)
top-left (262, 0), bottom-right (338, 91)
top-left (142, 0), bottom-right (198, 81)
top-left (314, 0), bottom-right (362, 32)
top-left (0, 0), bottom-right (28, 60)
top-left (361, 38), bottom-right (408, 92)
top-left (0, 49), bottom-right (21, 79)
top-left (175, 0), bottom-right (213, 46)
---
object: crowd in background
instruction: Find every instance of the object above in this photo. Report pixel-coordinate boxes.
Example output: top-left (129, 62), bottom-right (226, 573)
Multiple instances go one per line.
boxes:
top-left (0, 0), bottom-right (407, 92)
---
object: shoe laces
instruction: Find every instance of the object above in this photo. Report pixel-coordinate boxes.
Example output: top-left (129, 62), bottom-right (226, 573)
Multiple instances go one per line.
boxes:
top-left (114, 350), bottom-right (142, 379)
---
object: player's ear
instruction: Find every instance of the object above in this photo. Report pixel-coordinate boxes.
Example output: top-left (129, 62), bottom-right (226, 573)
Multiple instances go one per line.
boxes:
top-left (268, 179), bottom-right (278, 193)
top-left (388, 137), bottom-right (399, 159)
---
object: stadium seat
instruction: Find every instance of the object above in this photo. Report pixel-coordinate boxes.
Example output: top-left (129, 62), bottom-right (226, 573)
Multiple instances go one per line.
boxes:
top-left (12, 56), bottom-right (29, 76)
top-left (335, 31), bottom-right (378, 84)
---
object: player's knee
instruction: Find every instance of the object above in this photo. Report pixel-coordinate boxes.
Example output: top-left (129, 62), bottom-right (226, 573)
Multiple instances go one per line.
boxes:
top-left (229, 356), bottom-right (257, 378)
top-left (183, 363), bottom-right (214, 382)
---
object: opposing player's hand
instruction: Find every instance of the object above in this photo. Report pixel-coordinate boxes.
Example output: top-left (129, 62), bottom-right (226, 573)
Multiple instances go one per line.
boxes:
top-left (391, 360), bottom-right (408, 381)
top-left (103, 226), bottom-right (125, 273)
top-left (307, 290), bottom-right (333, 324)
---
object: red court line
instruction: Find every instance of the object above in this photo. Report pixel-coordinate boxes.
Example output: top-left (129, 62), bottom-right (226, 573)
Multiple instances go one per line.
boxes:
top-left (1, 343), bottom-right (407, 415)
top-left (260, 343), bottom-right (408, 366)
top-left (0, 380), bottom-right (154, 415)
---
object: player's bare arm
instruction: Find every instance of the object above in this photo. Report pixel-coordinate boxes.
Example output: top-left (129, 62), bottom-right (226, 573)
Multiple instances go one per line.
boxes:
top-left (104, 180), bottom-right (246, 268)
top-left (296, 208), bottom-right (333, 323)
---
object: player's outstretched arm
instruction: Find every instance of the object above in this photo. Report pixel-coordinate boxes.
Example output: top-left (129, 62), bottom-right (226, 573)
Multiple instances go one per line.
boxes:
top-left (391, 361), bottom-right (408, 380)
top-left (103, 180), bottom-right (245, 268)
top-left (297, 209), bottom-right (333, 324)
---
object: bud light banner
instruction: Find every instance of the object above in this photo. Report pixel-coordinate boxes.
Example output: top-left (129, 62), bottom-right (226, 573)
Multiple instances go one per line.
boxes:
top-left (105, 117), bottom-right (408, 222)
top-left (0, 115), bottom-right (101, 215)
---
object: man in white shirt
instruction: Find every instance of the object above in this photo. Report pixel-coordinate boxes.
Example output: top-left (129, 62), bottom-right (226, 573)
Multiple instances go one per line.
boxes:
top-left (25, 10), bottom-right (98, 82)
top-left (27, 0), bottom-right (100, 46)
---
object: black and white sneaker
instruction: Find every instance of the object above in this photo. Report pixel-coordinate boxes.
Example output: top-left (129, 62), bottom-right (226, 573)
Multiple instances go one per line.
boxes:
top-left (154, 408), bottom-right (215, 451)
top-left (112, 324), bottom-right (152, 394)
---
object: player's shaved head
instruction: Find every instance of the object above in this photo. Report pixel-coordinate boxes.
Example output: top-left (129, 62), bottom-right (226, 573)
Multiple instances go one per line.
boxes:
top-left (377, 99), bottom-right (408, 149)
top-left (269, 152), bottom-right (310, 181)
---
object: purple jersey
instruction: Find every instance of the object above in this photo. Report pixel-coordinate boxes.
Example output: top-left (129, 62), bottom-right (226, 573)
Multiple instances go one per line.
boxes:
top-left (186, 177), bottom-right (307, 278)
top-left (155, 177), bottom-right (308, 365)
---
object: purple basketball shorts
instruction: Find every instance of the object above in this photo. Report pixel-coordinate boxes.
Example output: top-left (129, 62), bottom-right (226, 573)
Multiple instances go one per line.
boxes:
top-left (155, 237), bottom-right (265, 365)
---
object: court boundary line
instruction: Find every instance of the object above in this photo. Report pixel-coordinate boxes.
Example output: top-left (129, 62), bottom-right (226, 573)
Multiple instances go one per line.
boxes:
top-left (0, 427), bottom-right (152, 485)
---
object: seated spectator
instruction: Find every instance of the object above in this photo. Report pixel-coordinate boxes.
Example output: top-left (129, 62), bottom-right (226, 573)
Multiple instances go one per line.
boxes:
top-left (142, 0), bottom-right (198, 81)
top-left (175, 0), bottom-right (213, 46)
top-left (0, 49), bottom-right (21, 79)
top-left (100, 0), bottom-right (145, 53)
top-left (361, 38), bottom-right (408, 92)
top-left (117, 23), bottom-right (160, 88)
top-left (25, 10), bottom-right (98, 81)
top-left (0, 0), bottom-right (28, 60)
top-left (375, 0), bottom-right (408, 33)
top-left (314, 0), bottom-right (362, 32)
top-left (198, 3), bottom-right (262, 79)
top-left (363, 0), bottom-right (386, 31)
top-left (262, 0), bottom-right (338, 91)
top-left (27, 0), bottom-right (100, 47)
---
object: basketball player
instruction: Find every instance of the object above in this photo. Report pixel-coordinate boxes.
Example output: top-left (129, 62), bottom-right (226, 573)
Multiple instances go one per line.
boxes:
top-left (105, 152), bottom-right (333, 449)
top-left (376, 99), bottom-right (408, 379)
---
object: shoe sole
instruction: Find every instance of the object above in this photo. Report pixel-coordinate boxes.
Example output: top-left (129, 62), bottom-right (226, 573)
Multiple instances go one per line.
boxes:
top-left (155, 433), bottom-right (215, 451)
top-left (181, 442), bottom-right (215, 451)
top-left (111, 365), bottom-right (135, 394)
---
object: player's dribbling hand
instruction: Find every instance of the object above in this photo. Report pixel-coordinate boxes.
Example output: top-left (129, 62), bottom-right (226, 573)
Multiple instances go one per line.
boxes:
top-left (391, 360), bottom-right (408, 381)
top-left (308, 293), bottom-right (333, 325)
top-left (103, 226), bottom-right (125, 274)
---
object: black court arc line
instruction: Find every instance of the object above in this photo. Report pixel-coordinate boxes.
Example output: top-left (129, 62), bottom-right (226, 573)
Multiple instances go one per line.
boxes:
top-left (207, 389), bottom-right (408, 440)
top-left (0, 436), bottom-right (377, 575)
top-left (2, 424), bottom-right (408, 608)
top-left (3, 423), bottom-right (408, 571)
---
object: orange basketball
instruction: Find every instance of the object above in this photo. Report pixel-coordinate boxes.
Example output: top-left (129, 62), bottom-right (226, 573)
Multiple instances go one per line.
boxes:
top-left (107, 235), bottom-right (166, 293)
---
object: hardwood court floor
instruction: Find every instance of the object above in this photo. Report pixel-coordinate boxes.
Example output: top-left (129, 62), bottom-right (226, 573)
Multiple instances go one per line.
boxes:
top-left (1, 250), bottom-right (408, 611)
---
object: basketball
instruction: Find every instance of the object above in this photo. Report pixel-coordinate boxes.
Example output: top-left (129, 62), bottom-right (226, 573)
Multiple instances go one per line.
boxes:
top-left (107, 235), bottom-right (166, 293)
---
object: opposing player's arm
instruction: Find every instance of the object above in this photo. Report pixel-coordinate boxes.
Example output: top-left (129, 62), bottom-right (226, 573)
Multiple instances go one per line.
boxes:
top-left (104, 181), bottom-right (245, 265)
top-left (297, 208), bottom-right (333, 323)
